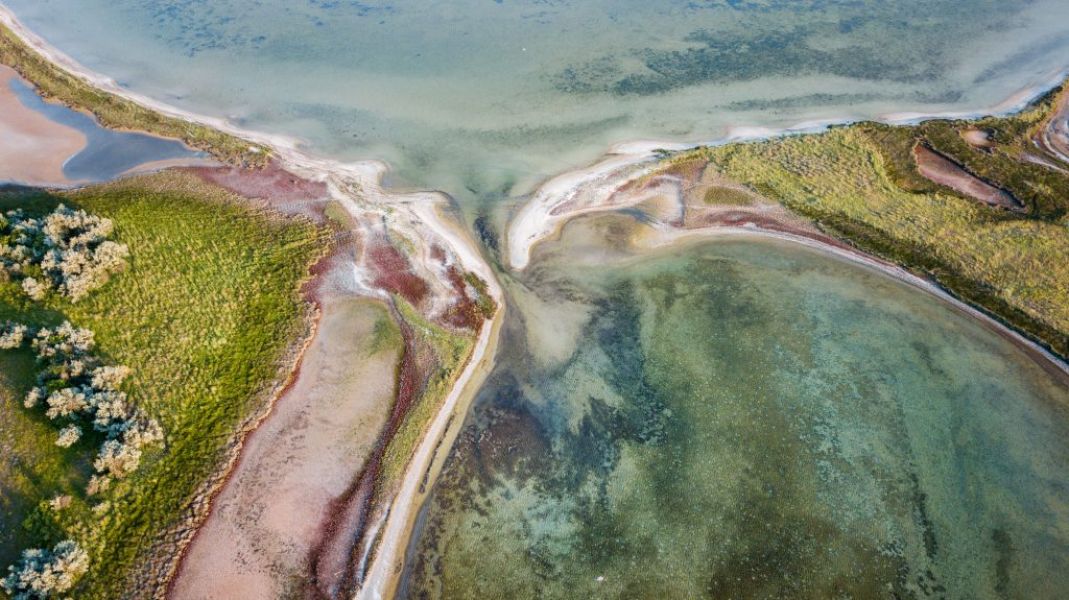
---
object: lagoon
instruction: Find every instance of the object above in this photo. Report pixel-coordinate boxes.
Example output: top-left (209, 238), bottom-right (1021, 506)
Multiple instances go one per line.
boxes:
top-left (403, 233), bottom-right (1069, 599)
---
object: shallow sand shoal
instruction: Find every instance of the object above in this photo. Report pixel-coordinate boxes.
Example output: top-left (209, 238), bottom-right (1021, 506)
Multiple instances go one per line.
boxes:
top-left (169, 296), bottom-right (401, 600)
top-left (0, 65), bottom-right (84, 186)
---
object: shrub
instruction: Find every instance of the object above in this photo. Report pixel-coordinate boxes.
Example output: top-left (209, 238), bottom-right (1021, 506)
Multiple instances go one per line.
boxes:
top-left (0, 540), bottom-right (88, 599)
top-left (5, 321), bottom-right (163, 491)
top-left (0, 205), bottom-right (128, 302)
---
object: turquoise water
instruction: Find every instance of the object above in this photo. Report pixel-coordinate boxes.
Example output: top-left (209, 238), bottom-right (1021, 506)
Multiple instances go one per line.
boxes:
top-left (5, 0), bottom-right (1069, 204)
top-left (402, 231), bottom-right (1069, 599)
top-left (9, 77), bottom-right (204, 182)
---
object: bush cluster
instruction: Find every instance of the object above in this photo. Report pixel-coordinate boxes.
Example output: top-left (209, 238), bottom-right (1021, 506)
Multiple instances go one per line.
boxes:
top-left (0, 205), bottom-right (128, 302)
top-left (0, 320), bottom-right (161, 597)
top-left (1, 321), bottom-right (163, 495)
top-left (0, 540), bottom-right (88, 599)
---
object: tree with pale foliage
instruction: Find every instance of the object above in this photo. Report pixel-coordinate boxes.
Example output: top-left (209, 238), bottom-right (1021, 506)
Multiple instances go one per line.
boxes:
top-left (0, 540), bottom-right (88, 599)
top-left (2, 321), bottom-right (163, 493)
top-left (0, 204), bottom-right (128, 302)
top-left (54, 425), bottom-right (81, 449)
top-left (0, 322), bottom-right (28, 349)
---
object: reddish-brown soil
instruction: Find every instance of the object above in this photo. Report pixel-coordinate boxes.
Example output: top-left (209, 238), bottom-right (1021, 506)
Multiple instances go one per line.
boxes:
top-left (0, 66), bottom-right (86, 186)
top-left (185, 160), bottom-right (330, 220)
top-left (307, 300), bottom-right (444, 599)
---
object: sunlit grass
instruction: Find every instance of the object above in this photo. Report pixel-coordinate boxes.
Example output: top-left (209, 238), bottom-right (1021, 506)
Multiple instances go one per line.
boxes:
top-left (0, 171), bottom-right (326, 598)
top-left (672, 93), bottom-right (1069, 356)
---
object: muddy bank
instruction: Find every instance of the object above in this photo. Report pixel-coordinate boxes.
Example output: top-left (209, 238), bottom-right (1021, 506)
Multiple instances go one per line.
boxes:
top-left (0, 65), bottom-right (84, 186)
top-left (912, 144), bottom-right (1023, 210)
top-left (170, 296), bottom-right (401, 600)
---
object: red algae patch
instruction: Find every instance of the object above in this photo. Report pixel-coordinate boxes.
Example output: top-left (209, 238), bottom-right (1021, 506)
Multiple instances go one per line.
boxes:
top-left (912, 144), bottom-right (1023, 210)
top-left (169, 297), bottom-right (401, 600)
top-left (186, 160), bottom-right (330, 217)
top-left (367, 239), bottom-right (431, 307)
top-left (0, 65), bottom-right (85, 186)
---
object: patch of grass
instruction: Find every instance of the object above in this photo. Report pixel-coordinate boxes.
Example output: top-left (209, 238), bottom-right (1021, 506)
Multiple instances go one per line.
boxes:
top-left (463, 272), bottom-right (498, 321)
top-left (0, 171), bottom-right (327, 598)
top-left (0, 23), bottom-right (270, 167)
top-left (368, 312), bottom-right (403, 357)
top-left (703, 186), bottom-right (757, 206)
top-left (323, 200), bottom-right (355, 230)
top-left (378, 298), bottom-right (472, 489)
top-left (682, 103), bottom-right (1069, 357)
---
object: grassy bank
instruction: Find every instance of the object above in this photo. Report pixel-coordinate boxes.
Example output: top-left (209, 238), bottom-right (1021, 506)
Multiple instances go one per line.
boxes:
top-left (0, 23), bottom-right (270, 167)
top-left (670, 86), bottom-right (1069, 358)
top-left (378, 298), bottom-right (473, 490)
top-left (0, 171), bottom-right (327, 598)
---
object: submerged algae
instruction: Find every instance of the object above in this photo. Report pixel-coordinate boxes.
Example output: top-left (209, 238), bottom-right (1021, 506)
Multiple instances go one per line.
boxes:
top-left (403, 238), bottom-right (1069, 599)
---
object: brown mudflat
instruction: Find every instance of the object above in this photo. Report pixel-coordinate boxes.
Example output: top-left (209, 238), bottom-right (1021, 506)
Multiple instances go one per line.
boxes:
top-left (169, 296), bottom-right (401, 600)
top-left (912, 144), bottom-right (1023, 210)
top-left (0, 66), bottom-right (85, 186)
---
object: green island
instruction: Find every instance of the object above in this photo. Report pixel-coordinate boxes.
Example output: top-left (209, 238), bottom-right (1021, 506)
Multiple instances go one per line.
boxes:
top-left (0, 172), bottom-right (326, 598)
top-left (664, 83), bottom-right (1069, 358)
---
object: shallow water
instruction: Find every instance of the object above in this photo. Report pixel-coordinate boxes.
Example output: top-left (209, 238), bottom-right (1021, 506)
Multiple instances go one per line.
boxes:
top-left (7, 4), bottom-right (1069, 597)
top-left (6, 0), bottom-right (1069, 205)
top-left (8, 76), bottom-right (205, 182)
top-left (402, 232), bottom-right (1069, 599)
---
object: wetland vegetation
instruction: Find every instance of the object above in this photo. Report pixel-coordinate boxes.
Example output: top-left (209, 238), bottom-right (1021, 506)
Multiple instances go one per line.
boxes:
top-left (0, 172), bottom-right (325, 598)
top-left (672, 83), bottom-right (1069, 357)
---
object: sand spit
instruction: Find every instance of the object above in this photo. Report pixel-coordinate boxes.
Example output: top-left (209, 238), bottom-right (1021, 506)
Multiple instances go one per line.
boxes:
top-left (3, 4), bottom-right (1069, 599)
top-left (506, 67), bottom-right (1069, 273)
top-left (0, 65), bottom-right (84, 186)
top-left (358, 301), bottom-right (503, 600)
top-left (526, 157), bottom-right (1069, 384)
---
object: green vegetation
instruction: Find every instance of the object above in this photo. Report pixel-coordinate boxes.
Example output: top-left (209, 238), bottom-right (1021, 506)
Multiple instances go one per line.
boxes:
top-left (672, 85), bottom-right (1069, 357)
top-left (0, 171), bottom-right (326, 598)
top-left (702, 185), bottom-right (757, 206)
top-left (378, 298), bottom-right (472, 489)
top-left (0, 24), bottom-right (269, 167)
top-left (462, 272), bottom-right (498, 322)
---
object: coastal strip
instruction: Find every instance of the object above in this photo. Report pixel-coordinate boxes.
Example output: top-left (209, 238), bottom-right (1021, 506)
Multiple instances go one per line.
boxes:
top-left (0, 10), bottom-right (269, 167)
top-left (505, 66), bottom-right (1069, 273)
top-left (0, 6), bottom-right (507, 599)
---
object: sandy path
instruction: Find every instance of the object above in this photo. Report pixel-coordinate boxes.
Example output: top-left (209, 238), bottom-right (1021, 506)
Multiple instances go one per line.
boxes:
top-left (357, 304), bottom-right (503, 600)
top-left (1038, 88), bottom-right (1069, 164)
top-left (170, 297), bottom-right (401, 599)
top-left (0, 65), bottom-right (85, 186)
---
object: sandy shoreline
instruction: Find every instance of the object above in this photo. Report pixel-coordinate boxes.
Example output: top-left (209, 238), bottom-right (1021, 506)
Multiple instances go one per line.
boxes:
top-left (637, 225), bottom-right (1069, 383)
top-left (1, 3), bottom-right (1067, 599)
top-left (505, 66), bottom-right (1069, 272)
